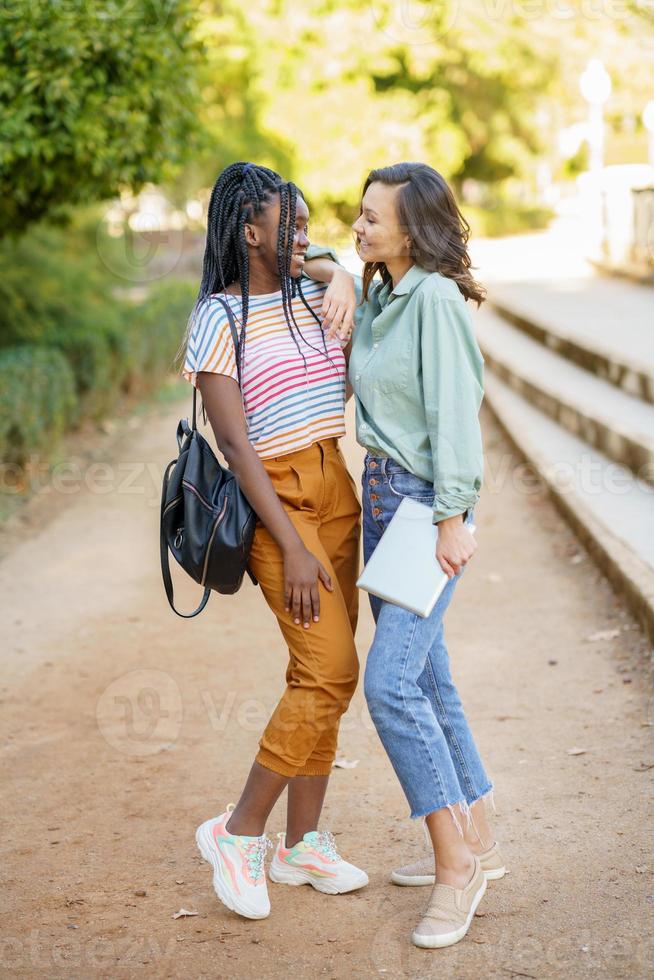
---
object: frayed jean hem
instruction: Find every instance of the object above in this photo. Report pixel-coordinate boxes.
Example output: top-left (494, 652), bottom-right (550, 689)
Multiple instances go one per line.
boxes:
top-left (409, 783), bottom-right (496, 840)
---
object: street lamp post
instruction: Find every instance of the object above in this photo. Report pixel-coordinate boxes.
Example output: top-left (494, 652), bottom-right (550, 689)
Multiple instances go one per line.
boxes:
top-left (579, 59), bottom-right (612, 174)
top-left (643, 101), bottom-right (654, 167)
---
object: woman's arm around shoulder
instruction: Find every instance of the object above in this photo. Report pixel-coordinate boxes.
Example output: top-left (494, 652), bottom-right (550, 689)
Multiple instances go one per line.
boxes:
top-left (303, 244), bottom-right (362, 342)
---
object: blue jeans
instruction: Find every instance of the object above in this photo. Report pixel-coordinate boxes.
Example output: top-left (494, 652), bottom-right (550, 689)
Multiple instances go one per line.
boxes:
top-left (361, 451), bottom-right (494, 835)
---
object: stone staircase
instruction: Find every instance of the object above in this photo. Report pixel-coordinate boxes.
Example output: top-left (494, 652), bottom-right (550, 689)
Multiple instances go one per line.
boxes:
top-left (472, 276), bottom-right (654, 641)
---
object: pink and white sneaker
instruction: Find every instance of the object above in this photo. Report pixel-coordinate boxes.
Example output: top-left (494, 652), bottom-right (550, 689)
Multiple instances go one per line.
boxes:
top-left (195, 805), bottom-right (272, 919)
top-left (268, 830), bottom-right (368, 894)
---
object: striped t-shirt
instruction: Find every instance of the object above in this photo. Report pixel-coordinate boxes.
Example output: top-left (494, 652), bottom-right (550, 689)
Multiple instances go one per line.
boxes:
top-left (181, 278), bottom-right (347, 459)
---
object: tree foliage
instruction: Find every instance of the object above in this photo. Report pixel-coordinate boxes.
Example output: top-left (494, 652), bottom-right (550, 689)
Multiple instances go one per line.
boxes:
top-left (0, 0), bottom-right (205, 237)
top-left (180, 0), bottom-right (556, 216)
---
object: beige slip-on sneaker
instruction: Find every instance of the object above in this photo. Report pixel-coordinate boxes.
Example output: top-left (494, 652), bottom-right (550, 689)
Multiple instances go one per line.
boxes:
top-left (411, 854), bottom-right (487, 949)
top-left (391, 839), bottom-right (506, 885)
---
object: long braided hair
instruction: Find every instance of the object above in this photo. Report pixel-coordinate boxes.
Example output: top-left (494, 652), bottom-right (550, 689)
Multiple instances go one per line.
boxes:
top-left (175, 162), bottom-right (336, 397)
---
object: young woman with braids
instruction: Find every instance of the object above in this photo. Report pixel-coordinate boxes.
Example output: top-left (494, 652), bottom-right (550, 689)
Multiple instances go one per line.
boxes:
top-left (305, 162), bottom-right (505, 950)
top-left (178, 162), bottom-right (368, 920)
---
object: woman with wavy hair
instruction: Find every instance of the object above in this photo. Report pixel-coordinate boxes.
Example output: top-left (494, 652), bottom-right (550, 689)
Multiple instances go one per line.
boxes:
top-left (305, 162), bottom-right (505, 950)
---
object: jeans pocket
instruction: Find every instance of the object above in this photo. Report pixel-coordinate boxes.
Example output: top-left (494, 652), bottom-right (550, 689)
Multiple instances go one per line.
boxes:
top-left (387, 470), bottom-right (434, 503)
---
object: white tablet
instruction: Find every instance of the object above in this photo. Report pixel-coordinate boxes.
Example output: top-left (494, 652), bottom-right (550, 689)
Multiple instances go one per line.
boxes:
top-left (357, 497), bottom-right (476, 618)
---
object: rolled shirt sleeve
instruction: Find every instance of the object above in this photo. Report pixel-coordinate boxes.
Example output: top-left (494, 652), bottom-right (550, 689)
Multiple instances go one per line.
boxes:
top-left (304, 242), bottom-right (341, 265)
top-left (420, 293), bottom-right (485, 524)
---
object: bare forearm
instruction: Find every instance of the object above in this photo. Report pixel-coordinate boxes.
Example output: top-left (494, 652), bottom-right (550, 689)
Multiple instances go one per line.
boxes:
top-left (222, 438), bottom-right (304, 556)
top-left (197, 374), bottom-right (303, 556)
top-left (197, 373), bottom-right (333, 627)
top-left (303, 257), bottom-right (340, 284)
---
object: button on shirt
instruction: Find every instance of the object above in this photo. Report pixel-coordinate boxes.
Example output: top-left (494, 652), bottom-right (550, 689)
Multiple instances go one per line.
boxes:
top-left (304, 248), bottom-right (485, 524)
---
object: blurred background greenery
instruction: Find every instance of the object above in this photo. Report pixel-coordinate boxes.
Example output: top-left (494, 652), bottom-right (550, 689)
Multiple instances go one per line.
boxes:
top-left (0, 0), bottom-right (652, 492)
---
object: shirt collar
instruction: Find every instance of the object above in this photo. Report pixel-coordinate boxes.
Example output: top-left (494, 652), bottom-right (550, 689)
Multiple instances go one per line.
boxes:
top-left (390, 264), bottom-right (431, 297)
top-left (377, 264), bottom-right (431, 307)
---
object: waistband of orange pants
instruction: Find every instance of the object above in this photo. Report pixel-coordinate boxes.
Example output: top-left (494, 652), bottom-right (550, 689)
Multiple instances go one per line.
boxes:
top-left (264, 437), bottom-right (341, 464)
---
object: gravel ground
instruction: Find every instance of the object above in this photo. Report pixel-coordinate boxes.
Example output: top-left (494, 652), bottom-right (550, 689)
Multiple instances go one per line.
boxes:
top-left (1, 394), bottom-right (652, 979)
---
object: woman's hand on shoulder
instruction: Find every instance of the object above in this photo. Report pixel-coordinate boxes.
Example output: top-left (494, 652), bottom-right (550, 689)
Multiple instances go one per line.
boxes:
top-left (321, 269), bottom-right (356, 344)
top-left (435, 515), bottom-right (477, 578)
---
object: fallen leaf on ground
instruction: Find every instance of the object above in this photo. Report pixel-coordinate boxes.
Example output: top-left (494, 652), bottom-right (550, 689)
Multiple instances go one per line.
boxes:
top-left (586, 629), bottom-right (620, 642)
top-left (566, 747), bottom-right (587, 755)
top-left (635, 865), bottom-right (649, 874)
top-left (332, 757), bottom-right (359, 769)
top-left (173, 909), bottom-right (198, 919)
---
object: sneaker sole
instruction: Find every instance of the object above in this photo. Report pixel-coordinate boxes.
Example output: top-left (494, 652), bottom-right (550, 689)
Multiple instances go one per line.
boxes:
top-left (411, 875), bottom-right (487, 949)
top-left (269, 860), bottom-right (369, 895)
top-left (195, 819), bottom-right (270, 920)
top-left (391, 864), bottom-right (506, 886)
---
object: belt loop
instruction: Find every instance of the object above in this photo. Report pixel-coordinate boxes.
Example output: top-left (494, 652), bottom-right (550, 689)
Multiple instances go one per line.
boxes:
top-left (380, 458), bottom-right (387, 477)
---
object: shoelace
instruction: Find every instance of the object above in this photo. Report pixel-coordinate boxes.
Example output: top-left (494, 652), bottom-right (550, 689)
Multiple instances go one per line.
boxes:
top-left (315, 830), bottom-right (339, 862)
top-left (242, 836), bottom-right (272, 882)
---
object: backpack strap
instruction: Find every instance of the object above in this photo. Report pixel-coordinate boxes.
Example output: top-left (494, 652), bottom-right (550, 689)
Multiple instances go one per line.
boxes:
top-left (194, 295), bottom-right (243, 427)
top-left (159, 456), bottom-right (212, 618)
top-left (212, 295), bottom-right (243, 385)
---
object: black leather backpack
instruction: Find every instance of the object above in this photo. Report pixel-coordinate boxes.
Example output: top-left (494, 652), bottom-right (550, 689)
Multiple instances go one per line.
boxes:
top-left (160, 298), bottom-right (258, 618)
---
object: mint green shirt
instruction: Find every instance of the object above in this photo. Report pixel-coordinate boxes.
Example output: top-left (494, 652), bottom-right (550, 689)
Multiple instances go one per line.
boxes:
top-left (305, 248), bottom-right (485, 524)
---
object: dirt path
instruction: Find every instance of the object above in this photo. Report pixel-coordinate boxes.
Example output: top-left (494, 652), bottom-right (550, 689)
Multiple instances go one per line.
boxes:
top-left (1, 394), bottom-right (652, 979)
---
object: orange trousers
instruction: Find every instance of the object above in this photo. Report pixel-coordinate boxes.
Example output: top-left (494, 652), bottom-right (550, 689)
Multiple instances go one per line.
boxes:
top-left (247, 437), bottom-right (361, 777)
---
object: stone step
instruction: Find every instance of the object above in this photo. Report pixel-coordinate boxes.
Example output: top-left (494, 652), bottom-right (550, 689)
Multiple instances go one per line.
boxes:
top-left (483, 371), bottom-right (654, 643)
top-left (475, 306), bottom-right (654, 485)
top-left (487, 277), bottom-right (654, 404)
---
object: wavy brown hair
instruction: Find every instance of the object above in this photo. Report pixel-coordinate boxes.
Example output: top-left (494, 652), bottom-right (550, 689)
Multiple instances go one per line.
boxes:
top-left (358, 162), bottom-right (486, 307)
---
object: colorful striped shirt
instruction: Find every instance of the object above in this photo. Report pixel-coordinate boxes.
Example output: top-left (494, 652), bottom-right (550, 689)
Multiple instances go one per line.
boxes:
top-left (181, 278), bottom-right (347, 459)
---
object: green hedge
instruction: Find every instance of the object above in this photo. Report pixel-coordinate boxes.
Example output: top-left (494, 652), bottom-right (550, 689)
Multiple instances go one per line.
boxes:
top-left (122, 279), bottom-right (197, 398)
top-left (0, 216), bottom-right (199, 469)
top-left (0, 275), bottom-right (197, 473)
top-left (0, 345), bottom-right (77, 467)
top-left (0, 222), bottom-right (128, 419)
top-left (0, 219), bottom-right (199, 477)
